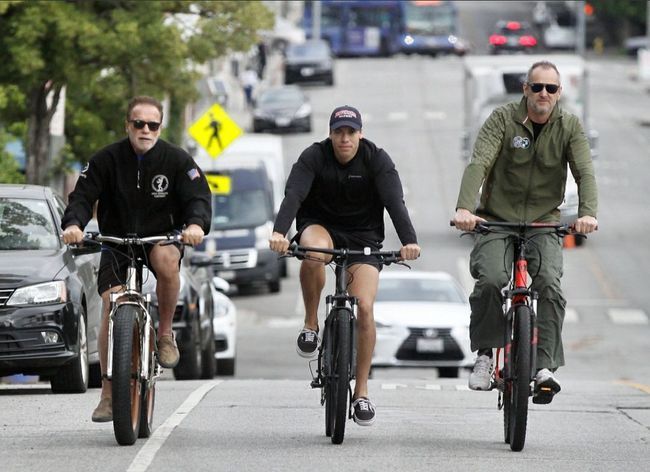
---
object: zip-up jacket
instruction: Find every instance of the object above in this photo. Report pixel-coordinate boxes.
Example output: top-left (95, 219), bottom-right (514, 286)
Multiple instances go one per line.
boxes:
top-left (456, 97), bottom-right (598, 223)
top-left (61, 138), bottom-right (212, 236)
top-left (273, 137), bottom-right (417, 245)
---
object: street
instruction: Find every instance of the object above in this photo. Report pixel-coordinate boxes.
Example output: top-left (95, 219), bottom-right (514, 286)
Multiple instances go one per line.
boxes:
top-left (2, 2), bottom-right (650, 471)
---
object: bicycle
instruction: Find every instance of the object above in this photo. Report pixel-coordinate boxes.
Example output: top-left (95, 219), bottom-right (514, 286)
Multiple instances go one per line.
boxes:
top-left (79, 232), bottom-right (186, 446)
top-left (452, 221), bottom-right (577, 452)
top-left (283, 244), bottom-right (405, 444)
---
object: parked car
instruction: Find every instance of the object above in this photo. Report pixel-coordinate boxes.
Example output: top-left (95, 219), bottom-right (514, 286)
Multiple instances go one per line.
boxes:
top-left (284, 39), bottom-right (334, 85)
top-left (209, 276), bottom-right (237, 376)
top-left (0, 184), bottom-right (102, 392)
top-left (372, 271), bottom-right (473, 378)
top-left (252, 85), bottom-right (312, 134)
top-left (143, 255), bottom-right (216, 380)
top-left (489, 20), bottom-right (538, 54)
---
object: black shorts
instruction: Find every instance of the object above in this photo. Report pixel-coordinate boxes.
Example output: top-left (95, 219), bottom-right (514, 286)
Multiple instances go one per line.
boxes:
top-left (293, 223), bottom-right (384, 270)
top-left (97, 243), bottom-right (183, 295)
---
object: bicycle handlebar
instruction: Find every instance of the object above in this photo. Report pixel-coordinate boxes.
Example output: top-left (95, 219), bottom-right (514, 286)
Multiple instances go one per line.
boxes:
top-left (80, 232), bottom-right (189, 247)
top-left (450, 220), bottom-right (574, 237)
top-left (285, 243), bottom-right (403, 266)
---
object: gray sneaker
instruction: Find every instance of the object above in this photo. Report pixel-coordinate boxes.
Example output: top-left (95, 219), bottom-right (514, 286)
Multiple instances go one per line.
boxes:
top-left (533, 368), bottom-right (561, 404)
top-left (468, 354), bottom-right (493, 391)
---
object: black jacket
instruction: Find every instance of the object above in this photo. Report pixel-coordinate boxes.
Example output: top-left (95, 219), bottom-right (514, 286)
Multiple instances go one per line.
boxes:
top-left (273, 138), bottom-right (417, 245)
top-left (62, 138), bottom-right (211, 237)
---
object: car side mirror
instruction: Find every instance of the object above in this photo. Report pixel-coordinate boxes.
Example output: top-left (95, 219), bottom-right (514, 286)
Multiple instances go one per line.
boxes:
top-left (212, 276), bottom-right (230, 293)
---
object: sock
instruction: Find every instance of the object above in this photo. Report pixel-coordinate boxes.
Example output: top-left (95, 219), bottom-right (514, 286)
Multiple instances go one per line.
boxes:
top-left (478, 348), bottom-right (493, 358)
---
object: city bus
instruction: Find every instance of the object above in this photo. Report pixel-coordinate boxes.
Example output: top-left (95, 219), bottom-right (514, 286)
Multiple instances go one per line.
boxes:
top-left (302, 0), bottom-right (464, 57)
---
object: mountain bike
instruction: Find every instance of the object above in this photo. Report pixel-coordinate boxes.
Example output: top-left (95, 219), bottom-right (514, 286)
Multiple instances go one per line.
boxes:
top-left (81, 232), bottom-right (185, 446)
top-left (284, 244), bottom-right (404, 444)
top-left (452, 221), bottom-right (576, 452)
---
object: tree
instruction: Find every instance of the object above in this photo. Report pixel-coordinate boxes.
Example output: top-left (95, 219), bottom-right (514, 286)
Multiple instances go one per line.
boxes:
top-left (0, 1), bottom-right (273, 185)
top-left (589, 0), bottom-right (647, 45)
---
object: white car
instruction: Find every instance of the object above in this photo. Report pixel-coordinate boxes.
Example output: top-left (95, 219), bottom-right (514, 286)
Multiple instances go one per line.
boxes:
top-left (210, 277), bottom-right (237, 376)
top-left (372, 271), bottom-right (473, 378)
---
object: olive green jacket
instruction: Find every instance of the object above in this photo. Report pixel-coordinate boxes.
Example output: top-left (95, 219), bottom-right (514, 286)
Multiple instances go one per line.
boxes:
top-left (456, 97), bottom-right (598, 223)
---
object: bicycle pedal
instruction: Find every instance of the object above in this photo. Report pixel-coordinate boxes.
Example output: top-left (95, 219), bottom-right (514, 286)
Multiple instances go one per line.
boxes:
top-left (310, 380), bottom-right (322, 389)
top-left (491, 377), bottom-right (504, 391)
top-left (532, 386), bottom-right (556, 405)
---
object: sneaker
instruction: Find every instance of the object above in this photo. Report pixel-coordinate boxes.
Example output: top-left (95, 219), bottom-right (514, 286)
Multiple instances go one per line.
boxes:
top-left (468, 354), bottom-right (494, 391)
top-left (533, 368), bottom-right (561, 404)
top-left (352, 397), bottom-right (376, 426)
top-left (296, 328), bottom-right (319, 358)
top-left (91, 396), bottom-right (113, 423)
top-left (158, 334), bottom-right (180, 368)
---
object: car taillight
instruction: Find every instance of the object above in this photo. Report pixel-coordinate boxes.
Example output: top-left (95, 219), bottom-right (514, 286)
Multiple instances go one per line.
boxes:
top-left (519, 35), bottom-right (537, 47)
top-left (489, 35), bottom-right (507, 46)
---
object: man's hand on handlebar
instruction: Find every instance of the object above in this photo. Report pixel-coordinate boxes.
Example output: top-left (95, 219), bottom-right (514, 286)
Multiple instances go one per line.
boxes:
top-left (269, 231), bottom-right (290, 253)
top-left (452, 208), bottom-right (487, 232)
top-left (181, 224), bottom-right (205, 246)
top-left (62, 225), bottom-right (84, 245)
top-left (400, 243), bottom-right (421, 261)
top-left (572, 215), bottom-right (598, 234)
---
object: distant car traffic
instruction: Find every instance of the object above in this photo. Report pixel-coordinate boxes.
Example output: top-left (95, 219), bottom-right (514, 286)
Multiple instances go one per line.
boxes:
top-left (0, 184), bottom-right (102, 392)
top-left (209, 276), bottom-right (237, 376)
top-left (284, 39), bottom-right (334, 86)
top-left (489, 20), bottom-right (538, 54)
top-left (252, 85), bottom-right (312, 134)
top-left (143, 258), bottom-right (216, 380)
top-left (372, 271), bottom-right (473, 378)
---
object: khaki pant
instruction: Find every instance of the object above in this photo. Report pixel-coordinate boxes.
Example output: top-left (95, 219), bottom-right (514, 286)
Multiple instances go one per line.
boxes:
top-left (468, 230), bottom-right (566, 370)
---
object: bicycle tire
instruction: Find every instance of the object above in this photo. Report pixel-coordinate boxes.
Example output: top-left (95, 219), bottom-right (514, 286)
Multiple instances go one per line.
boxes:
top-left (112, 305), bottom-right (142, 446)
top-left (331, 308), bottom-right (352, 445)
top-left (323, 324), bottom-right (333, 438)
top-left (508, 305), bottom-right (532, 452)
top-left (138, 322), bottom-right (157, 438)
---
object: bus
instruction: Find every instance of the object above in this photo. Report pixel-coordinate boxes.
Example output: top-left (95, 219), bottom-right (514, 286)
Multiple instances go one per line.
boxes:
top-left (302, 0), bottom-right (464, 57)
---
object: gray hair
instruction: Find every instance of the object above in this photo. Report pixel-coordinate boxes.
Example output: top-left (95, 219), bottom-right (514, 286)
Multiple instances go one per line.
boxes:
top-left (527, 61), bottom-right (561, 83)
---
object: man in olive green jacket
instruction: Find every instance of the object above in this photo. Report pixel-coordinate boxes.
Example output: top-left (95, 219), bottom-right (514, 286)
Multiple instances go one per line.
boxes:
top-left (452, 60), bottom-right (598, 403)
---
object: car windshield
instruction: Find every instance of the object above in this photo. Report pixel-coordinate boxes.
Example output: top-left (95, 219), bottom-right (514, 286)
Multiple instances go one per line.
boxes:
top-left (0, 198), bottom-right (58, 250)
top-left (376, 277), bottom-right (465, 303)
top-left (259, 88), bottom-right (302, 107)
top-left (286, 42), bottom-right (329, 60)
top-left (211, 190), bottom-right (270, 230)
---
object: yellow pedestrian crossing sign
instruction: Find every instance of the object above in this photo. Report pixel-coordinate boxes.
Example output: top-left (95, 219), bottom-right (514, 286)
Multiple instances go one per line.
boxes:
top-left (188, 104), bottom-right (242, 158)
top-left (205, 174), bottom-right (232, 195)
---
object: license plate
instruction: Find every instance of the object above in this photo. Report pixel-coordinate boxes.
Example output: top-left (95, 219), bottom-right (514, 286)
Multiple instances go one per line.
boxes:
top-left (276, 117), bottom-right (291, 126)
top-left (301, 67), bottom-right (314, 76)
top-left (217, 270), bottom-right (235, 281)
top-left (416, 338), bottom-right (444, 353)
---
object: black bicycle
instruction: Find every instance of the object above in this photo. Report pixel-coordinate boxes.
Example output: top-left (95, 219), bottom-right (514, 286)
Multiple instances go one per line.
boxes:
top-left (284, 244), bottom-right (404, 444)
top-left (80, 232), bottom-right (186, 445)
top-left (453, 221), bottom-right (576, 451)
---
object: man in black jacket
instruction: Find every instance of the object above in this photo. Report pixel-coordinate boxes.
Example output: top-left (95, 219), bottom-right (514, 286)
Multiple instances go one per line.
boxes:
top-left (269, 105), bottom-right (420, 426)
top-left (62, 96), bottom-right (211, 422)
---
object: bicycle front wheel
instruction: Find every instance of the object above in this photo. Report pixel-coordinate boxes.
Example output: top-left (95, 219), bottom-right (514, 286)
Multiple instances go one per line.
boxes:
top-left (508, 305), bottom-right (532, 452)
top-left (330, 308), bottom-right (352, 445)
top-left (138, 321), bottom-right (157, 438)
top-left (112, 305), bottom-right (143, 446)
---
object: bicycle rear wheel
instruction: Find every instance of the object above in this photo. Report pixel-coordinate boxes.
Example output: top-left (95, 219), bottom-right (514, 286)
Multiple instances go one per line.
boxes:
top-left (330, 308), bottom-right (352, 445)
top-left (322, 325), bottom-right (333, 438)
top-left (508, 305), bottom-right (532, 452)
top-left (138, 321), bottom-right (157, 438)
top-left (112, 305), bottom-right (143, 446)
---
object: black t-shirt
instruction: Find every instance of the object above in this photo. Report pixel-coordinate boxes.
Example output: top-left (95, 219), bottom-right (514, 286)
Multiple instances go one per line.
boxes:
top-left (273, 138), bottom-right (417, 245)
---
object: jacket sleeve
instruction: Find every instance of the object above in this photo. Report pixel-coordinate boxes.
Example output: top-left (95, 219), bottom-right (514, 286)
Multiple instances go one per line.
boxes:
top-left (373, 149), bottom-right (418, 245)
top-left (60, 156), bottom-right (105, 230)
top-left (566, 116), bottom-right (598, 218)
top-left (177, 156), bottom-right (213, 234)
top-left (455, 108), bottom-right (505, 212)
top-left (272, 147), bottom-right (318, 236)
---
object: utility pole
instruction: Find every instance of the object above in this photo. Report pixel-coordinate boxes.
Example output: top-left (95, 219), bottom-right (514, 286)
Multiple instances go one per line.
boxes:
top-left (312, 0), bottom-right (321, 40)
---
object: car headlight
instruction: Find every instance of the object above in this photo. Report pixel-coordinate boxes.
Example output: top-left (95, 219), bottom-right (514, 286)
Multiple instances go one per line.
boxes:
top-left (255, 222), bottom-right (273, 249)
top-left (7, 280), bottom-right (67, 305)
top-left (295, 103), bottom-right (312, 118)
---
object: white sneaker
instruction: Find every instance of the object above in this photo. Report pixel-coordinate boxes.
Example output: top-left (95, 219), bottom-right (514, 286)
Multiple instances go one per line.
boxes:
top-left (468, 354), bottom-right (493, 391)
top-left (533, 368), bottom-right (561, 404)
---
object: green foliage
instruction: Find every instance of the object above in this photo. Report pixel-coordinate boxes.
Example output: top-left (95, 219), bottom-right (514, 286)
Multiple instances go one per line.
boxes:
top-left (0, 128), bottom-right (25, 184)
top-left (0, 0), bottom-right (274, 179)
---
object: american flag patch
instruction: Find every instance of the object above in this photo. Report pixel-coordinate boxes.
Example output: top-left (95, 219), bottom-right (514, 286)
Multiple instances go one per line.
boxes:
top-left (187, 168), bottom-right (200, 180)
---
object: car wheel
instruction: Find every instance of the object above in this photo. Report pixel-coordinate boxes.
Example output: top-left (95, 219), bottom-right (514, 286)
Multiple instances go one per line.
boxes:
top-left (174, 326), bottom-right (201, 380)
top-left (438, 367), bottom-right (459, 378)
top-left (51, 312), bottom-right (89, 393)
top-left (218, 357), bottom-right (235, 376)
top-left (269, 279), bottom-right (280, 293)
top-left (200, 323), bottom-right (216, 379)
top-left (88, 363), bottom-right (102, 388)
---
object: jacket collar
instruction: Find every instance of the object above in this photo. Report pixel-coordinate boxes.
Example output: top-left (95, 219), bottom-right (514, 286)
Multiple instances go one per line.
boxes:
top-left (516, 96), bottom-right (561, 128)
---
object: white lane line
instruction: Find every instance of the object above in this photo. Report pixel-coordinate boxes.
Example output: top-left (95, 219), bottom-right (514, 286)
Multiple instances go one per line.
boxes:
top-left (564, 308), bottom-right (579, 324)
top-left (381, 383), bottom-right (409, 390)
top-left (127, 380), bottom-right (221, 472)
top-left (417, 384), bottom-right (442, 391)
top-left (456, 256), bottom-right (474, 297)
top-left (608, 308), bottom-right (649, 324)
top-left (424, 110), bottom-right (447, 120)
top-left (387, 111), bottom-right (408, 121)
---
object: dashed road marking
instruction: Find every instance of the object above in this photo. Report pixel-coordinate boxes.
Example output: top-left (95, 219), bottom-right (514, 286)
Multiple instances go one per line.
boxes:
top-left (608, 308), bottom-right (648, 324)
top-left (564, 308), bottom-right (579, 323)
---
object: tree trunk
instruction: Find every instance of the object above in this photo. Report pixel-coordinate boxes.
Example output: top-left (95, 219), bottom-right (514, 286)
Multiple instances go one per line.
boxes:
top-left (25, 81), bottom-right (61, 185)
